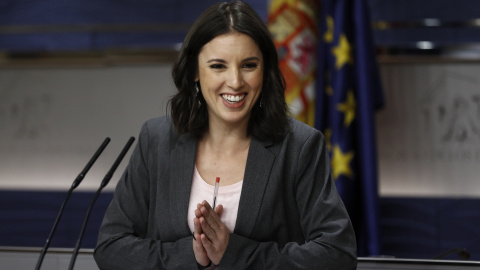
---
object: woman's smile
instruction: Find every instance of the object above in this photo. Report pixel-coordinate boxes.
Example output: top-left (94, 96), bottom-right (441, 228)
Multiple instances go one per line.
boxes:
top-left (221, 93), bottom-right (246, 103)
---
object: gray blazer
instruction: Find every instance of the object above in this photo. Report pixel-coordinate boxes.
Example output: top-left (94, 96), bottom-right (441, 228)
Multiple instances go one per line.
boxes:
top-left (94, 116), bottom-right (357, 270)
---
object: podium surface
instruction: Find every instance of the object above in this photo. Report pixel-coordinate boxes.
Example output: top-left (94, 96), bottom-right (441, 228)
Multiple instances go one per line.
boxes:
top-left (2, 246), bottom-right (480, 270)
top-left (358, 257), bottom-right (480, 270)
top-left (0, 246), bottom-right (99, 270)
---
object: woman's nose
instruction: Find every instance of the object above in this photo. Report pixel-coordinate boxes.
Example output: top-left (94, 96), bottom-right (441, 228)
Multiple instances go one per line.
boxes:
top-left (226, 69), bottom-right (244, 89)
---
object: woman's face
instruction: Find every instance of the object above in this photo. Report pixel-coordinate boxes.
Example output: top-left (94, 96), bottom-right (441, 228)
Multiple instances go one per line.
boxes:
top-left (196, 31), bottom-right (263, 129)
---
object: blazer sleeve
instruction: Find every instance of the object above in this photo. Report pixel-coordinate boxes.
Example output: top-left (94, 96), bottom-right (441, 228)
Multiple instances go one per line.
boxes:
top-left (93, 121), bottom-right (198, 270)
top-left (218, 130), bottom-right (357, 270)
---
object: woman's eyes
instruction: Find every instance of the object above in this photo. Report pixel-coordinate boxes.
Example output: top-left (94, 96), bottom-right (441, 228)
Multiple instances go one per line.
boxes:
top-left (210, 64), bottom-right (226, 69)
top-left (242, 62), bottom-right (258, 69)
top-left (209, 62), bottom-right (258, 70)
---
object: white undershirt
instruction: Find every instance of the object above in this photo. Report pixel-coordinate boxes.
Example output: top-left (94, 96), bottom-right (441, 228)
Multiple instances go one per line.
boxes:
top-left (187, 166), bottom-right (243, 234)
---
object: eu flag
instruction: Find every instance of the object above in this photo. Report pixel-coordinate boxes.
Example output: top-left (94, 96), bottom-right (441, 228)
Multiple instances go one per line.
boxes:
top-left (315, 0), bottom-right (384, 256)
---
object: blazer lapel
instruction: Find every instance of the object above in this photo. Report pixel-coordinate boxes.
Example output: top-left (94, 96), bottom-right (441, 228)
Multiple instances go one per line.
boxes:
top-left (234, 137), bottom-right (275, 237)
top-left (169, 133), bottom-right (197, 238)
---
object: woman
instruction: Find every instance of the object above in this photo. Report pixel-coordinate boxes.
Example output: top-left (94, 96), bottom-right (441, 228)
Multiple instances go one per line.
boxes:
top-left (94, 1), bottom-right (357, 269)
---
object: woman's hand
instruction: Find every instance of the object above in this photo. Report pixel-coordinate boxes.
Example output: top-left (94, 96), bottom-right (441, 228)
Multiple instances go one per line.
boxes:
top-left (193, 220), bottom-right (210, 266)
top-left (193, 204), bottom-right (210, 267)
top-left (196, 201), bottom-right (230, 265)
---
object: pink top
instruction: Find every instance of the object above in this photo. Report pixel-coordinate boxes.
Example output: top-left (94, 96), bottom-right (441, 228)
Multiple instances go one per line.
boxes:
top-left (187, 166), bottom-right (243, 234)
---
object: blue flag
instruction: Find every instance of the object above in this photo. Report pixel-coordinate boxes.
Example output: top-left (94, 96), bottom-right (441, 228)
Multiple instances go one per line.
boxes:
top-left (315, 0), bottom-right (384, 256)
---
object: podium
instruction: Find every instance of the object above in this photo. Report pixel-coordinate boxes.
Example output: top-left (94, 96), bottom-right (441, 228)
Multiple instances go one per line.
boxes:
top-left (358, 257), bottom-right (480, 269)
top-left (2, 246), bottom-right (479, 270)
top-left (0, 246), bottom-right (99, 270)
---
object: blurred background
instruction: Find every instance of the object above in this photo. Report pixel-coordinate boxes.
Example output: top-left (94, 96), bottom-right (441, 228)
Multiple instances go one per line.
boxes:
top-left (1, 0), bottom-right (479, 262)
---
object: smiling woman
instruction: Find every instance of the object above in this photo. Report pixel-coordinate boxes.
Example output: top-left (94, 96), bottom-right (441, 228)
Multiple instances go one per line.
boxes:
top-left (169, 1), bottom-right (289, 141)
top-left (93, 1), bottom-right (357, 269)
top-left (196, 32), bottom-right (263, 132)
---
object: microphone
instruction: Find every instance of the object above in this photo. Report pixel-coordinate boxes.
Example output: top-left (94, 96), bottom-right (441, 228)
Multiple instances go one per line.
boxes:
top-left (68, 136), bottom-right (135, 270)
top-left (35, 137), bottom-right (111, 270)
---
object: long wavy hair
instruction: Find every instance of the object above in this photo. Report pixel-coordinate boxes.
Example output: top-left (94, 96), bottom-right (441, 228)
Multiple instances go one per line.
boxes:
top-left (170, 0), bottom-right (289, 140)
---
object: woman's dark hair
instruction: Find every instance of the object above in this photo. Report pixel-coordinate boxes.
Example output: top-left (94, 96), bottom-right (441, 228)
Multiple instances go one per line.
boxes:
top-left (170, 0), bottom-right (289, 140)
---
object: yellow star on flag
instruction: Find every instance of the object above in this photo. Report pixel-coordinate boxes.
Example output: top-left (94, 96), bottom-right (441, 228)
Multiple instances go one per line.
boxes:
top-left (323, 16), bottom-right (334, 43)
top-left (331, 145), bottom-right (354, 180)
top-left (326, 85), bottom-right (333, 96)
top-left (332, 34), bottom-right (353, 69)
top-left (324, 128), bottom-right (332, 151)
top-left (324, 72), bottom-right (333, 95)
top-left (337, 90), bottom-right (356, 127)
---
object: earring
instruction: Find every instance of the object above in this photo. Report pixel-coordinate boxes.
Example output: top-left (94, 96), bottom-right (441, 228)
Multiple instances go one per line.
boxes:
top-left (194, 82), bottom-right (201, 106)
top-left (259, 93), bottom-right (264, 109)
top-left (195, 82), bottom-right (200, 94)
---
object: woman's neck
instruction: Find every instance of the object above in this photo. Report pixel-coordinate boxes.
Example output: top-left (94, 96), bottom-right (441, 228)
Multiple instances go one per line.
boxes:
top-left (202, 117), bottom-right (251, 154)
top-left (196, 122), bottom-right (251, 186)
top-left (200, 127), bottom-right (250, 156)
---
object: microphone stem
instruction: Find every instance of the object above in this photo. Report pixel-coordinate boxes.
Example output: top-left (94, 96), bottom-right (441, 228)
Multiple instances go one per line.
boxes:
top-left (35, 187), bottom-right (74, 270)
top-left (34, 137), bottom-right (110, 270)
top-left (68, 136), bottom-right (134, 270)
top-left (68, 187), bottom-right (103, 270)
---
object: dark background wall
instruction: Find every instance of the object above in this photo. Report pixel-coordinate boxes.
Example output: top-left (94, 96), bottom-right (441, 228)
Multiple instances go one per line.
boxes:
top-left (2, 0), bottom-right (480, 52)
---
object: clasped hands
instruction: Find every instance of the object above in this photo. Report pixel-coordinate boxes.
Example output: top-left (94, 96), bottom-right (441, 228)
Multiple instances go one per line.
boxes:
top-left (193, 201), bottom-right (230, 267)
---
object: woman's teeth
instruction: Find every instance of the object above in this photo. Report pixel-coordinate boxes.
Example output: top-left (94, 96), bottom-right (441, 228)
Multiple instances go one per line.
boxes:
top-left (222, 94), bottom-right (245, 103)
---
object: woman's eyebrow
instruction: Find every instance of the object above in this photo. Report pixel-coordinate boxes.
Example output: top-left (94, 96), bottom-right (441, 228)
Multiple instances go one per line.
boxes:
top-left (242, 56), bottom-right (261, 62)
top-left (207, 58), bottom-right (226, 63)
top-left (206, 56), bottom-right (261, 63)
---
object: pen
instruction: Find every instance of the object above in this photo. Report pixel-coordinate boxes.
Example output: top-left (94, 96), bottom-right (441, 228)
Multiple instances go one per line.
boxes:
top-left (213, 177), bottom-right (220, 210)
